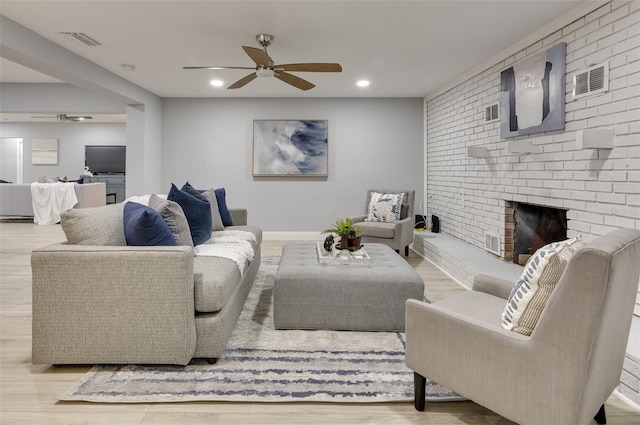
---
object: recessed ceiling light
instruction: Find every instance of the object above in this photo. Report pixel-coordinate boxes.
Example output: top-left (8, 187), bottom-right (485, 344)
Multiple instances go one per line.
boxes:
top-left (121, 64), bottom-right (136, 71)
top-left (356, 80), bottom-right (370, 87)
top-left (210, 79), bottom-right (224, 87)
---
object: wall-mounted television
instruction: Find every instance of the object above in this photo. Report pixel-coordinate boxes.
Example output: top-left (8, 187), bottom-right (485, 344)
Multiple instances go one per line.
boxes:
top-left (85, 145), bottom-right (126, 174)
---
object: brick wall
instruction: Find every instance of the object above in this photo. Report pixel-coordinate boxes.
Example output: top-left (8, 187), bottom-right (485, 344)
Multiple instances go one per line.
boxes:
top-left (425, 0), bottom-right (639, 314)
top-left (424, 1), bottom-right (639, 405)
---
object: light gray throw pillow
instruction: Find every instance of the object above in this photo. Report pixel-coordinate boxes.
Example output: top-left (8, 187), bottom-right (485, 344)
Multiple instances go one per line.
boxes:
top-left (148, 194), bottom-right (194, 246)
top-left (201, 189), bottom-right (224, 231)
top-left (60, 203), bottom-right (126, 246)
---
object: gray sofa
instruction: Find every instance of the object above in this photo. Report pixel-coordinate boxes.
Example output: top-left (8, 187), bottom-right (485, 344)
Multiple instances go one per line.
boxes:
top-left (0, 182), bottom-right (106, 217)
top-left (31, 204), bottom-right (261, 365)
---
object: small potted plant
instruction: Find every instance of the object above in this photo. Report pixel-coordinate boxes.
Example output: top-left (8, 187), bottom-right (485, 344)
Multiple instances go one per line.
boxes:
top-left (322, 218), bottom-right (363, 250)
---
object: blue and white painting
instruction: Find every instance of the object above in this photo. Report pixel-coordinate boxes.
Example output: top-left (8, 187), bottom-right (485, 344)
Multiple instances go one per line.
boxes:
top-left (500, 42), bottom-right (566, 138)
top-left (253, 120), bottom-right (328, 176)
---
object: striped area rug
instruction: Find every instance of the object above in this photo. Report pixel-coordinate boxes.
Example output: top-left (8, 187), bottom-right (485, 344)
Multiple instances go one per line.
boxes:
top-left (59, 257), bottom-right (460, 403)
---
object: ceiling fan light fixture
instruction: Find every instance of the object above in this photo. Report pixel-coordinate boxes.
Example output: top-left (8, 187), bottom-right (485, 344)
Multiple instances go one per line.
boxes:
top-left (357, 80), bottom-right (370, 87)
top-left (210, 79), bottom-right (224, 87)
top-left (256, 68), bottom-right (275, 78)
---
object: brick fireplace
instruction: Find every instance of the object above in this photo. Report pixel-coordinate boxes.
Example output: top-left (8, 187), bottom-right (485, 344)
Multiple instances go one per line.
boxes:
top-left (504, 201), bottom-right (568, 265)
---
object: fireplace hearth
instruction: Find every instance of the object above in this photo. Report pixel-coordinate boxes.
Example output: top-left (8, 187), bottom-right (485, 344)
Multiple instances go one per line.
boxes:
top-left (505, 201), bottom-right (568, 265)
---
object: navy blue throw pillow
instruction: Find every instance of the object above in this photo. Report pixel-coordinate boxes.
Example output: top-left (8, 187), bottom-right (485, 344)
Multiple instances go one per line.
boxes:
top-left (214, 188), bottom-right (233, 226)
top-left (181, 182), bottom-right (210, 204)
top-left (168, 183), bottom-right (212, 245)
top-left (123, 202), bottom-right (177, 246)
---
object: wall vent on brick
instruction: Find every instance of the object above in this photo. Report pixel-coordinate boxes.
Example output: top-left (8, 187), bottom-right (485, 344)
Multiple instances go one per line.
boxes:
top-left (484, 103), bottom-right (499, 123)
top-left (484, 231), bottom-right (500, 256)
top-left (573, 62), bottom-right (609, 100)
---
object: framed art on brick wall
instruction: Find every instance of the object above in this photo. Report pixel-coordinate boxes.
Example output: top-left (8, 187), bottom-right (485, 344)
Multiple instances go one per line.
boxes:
top-left (253, 120), bottom-right (328, 177)
top-left (500, 42), bottom-right (566, 139)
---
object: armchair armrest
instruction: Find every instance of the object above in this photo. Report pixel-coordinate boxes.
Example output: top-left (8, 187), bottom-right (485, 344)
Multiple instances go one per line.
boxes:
top-left (472, 273), bottom-right (515, 300)
top-left (350, 214), bottom-right (367, 223)
top-left (397, 216), bottom-right (414, 247)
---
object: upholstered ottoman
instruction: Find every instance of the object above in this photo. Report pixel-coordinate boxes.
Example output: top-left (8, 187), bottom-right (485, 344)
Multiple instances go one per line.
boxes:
top-left (273, 242), bottom-right (424, 331)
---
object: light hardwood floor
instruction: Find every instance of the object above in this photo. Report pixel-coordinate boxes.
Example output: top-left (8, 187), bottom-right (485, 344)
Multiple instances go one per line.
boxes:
top-left (1, 221), bottom-right (638, 425)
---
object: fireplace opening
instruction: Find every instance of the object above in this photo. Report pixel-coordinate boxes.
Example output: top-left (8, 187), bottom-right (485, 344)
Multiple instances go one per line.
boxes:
top-left (505, 201), bottom-right (568, 265)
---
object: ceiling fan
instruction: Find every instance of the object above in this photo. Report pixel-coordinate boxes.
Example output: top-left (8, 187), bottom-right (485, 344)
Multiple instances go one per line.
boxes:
top-left (30, 113), bottom-right (93, 122)
top-left (184, 34), bottom-right (342, 91)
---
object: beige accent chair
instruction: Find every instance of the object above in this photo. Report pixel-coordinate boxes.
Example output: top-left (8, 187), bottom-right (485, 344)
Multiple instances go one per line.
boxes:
top-left (350, 189), bottom-right (414, 256)
top-left (405, 228), bottom-right (640, 425)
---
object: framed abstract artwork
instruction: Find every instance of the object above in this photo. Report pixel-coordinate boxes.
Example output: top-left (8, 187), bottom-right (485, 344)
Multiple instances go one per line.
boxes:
top-left (253, 120), bottom-right (328, 176)
top-left (31, 138), bottom-right (58, 165)
top-left (500, 42), bottom-right (566, 138)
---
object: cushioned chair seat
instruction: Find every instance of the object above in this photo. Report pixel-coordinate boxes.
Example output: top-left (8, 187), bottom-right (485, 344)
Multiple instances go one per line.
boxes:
top-left (434, 291), bottom-right (506, 327)
top-left (357, 221), bottom-right (396, 239)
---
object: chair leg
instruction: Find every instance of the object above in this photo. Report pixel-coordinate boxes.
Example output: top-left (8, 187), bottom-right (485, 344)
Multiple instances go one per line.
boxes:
top-left (404, 245), bottom-right (409, 256)
top-left (414, 372), bottom-right (426, 411)
top-left (594, 404), bottom-right (606, 424)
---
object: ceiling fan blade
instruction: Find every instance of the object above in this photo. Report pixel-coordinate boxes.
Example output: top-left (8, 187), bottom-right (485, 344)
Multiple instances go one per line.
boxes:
top-left (228, 73), bottom-right (258, 89)
top-left (276, 63), bottom-right (342, 73)
top-left (275, 71), bottom-right (315, 91)
top-left (242, 46), bottom-right (269, 67)
top-left (183, 65), bottom-right (256, 70)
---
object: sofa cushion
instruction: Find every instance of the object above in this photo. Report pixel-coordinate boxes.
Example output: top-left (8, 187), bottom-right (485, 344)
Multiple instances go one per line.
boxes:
top-left (200, 189), bottom-right (225, 231)
top-left (366, 192), bottom-right (404, 223)
top-left (193, 225), bottom-right (262, 312)
top-left (148, 194), bottom-right (193, 246)
top-left (168, 183), bottom-right (212, 245)
top-left (60, 203), bottom-right (126, 246)
top-left (123, 202), bottom-right (177, 246)
top-left (502, 237), bottom-right (584, 336)
top-left (194, 256), bottom-right (242, 313)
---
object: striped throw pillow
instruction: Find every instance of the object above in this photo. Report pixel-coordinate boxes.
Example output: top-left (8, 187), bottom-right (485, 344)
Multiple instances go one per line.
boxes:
top-left (501, 237), bottom-right (584, 336)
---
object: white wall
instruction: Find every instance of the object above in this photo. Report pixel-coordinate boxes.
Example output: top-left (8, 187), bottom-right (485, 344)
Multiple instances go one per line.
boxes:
top-left (0, 122), bottom-right (126, 183)
top-left (162, 97), bottom-right (424, 232)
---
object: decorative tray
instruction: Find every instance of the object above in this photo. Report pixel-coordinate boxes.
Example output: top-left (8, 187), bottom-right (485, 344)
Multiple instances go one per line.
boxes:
top-left (316, 242), bottom-right (370, 264)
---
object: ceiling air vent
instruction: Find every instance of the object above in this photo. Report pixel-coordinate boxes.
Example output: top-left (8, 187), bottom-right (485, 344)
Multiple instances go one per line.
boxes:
top-left (573, 62), bottom-right (608, 100)
top-left (484, 103), bottom-right (499, 123)
top-left (59, 32), bottom-right (102, 47)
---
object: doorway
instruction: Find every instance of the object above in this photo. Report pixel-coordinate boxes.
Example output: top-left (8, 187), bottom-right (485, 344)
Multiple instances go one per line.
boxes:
top-left (0, 138), bottom-right (24, 183)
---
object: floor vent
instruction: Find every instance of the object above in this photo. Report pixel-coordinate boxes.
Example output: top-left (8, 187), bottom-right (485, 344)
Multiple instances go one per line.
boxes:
top-left (59, 32), bottom-right (102, 47)
top-left (573, 62), bottom-right (608, 99)
top-left (484, 232), bottom-right (500, 256)
top-left (484, 103), bottom-right (499, 123)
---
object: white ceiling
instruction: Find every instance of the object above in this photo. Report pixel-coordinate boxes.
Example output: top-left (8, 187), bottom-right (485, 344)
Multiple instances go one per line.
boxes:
top-left (0, 0), bottom-right (587, 101)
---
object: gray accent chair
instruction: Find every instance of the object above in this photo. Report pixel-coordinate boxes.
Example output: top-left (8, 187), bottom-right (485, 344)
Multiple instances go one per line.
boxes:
top-left (405, 228), bottom-right (640, 425)
top-left (351, 189), bottom-right (414, 256)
